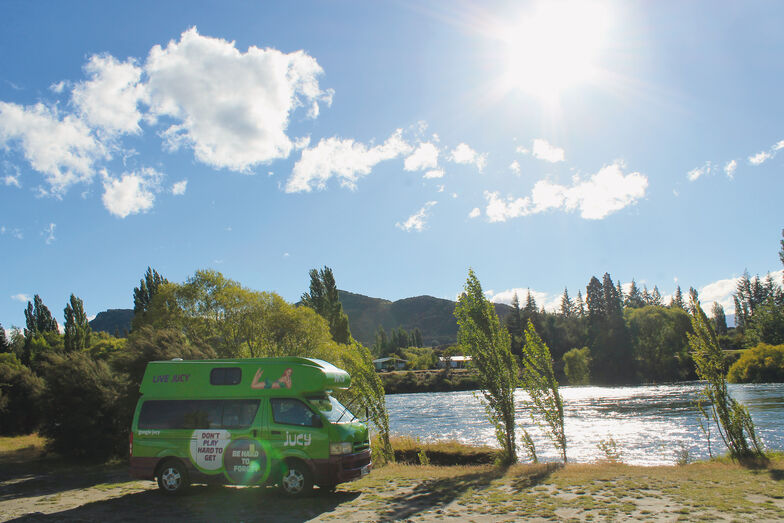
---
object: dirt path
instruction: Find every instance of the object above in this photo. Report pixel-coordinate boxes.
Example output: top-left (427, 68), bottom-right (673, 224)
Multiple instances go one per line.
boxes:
top-left (2, 459), bottom-right (784, 522)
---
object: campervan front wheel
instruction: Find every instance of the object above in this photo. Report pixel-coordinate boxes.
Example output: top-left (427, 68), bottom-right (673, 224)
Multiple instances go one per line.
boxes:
top-left (279, 460), bottom-right (312, 497)
top-left (157, 459), bottom-right (190, 495)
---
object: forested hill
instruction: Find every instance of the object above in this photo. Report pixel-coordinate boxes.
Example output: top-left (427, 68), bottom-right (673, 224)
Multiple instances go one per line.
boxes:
top-left (89, 309), bottom-right (133, 337)
top-left (338, 290), bottom-right (513, 347)
top-left (88, 292), bottom-right (513, 347)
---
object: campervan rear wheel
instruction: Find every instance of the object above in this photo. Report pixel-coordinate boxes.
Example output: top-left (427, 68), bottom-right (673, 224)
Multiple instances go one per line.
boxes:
top-left (157, 459), bottom-right (190, 495)
top-left (279, 460), bottom-right (312, 497)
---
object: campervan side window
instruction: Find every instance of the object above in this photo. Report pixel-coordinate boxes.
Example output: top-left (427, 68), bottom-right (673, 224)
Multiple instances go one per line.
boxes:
top-left (210, 367), bottom-right (242, 385)
top-left (270, 398), bottom-right (321, 427)
top-left (138, 399), bottom-right (260, 430)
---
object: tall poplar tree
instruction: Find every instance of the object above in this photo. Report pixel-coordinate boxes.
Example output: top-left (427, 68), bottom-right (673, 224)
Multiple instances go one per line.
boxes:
top-left (133, 267), bottom-right (168, 315)
top-left (64, 294), bottom-right (91, 352)
top-left (455, 269), bottom-right (518, 464)
top-left (711, 302), bottom-right (728, 335)
top-left (301, 266), bottom-right (352, 344)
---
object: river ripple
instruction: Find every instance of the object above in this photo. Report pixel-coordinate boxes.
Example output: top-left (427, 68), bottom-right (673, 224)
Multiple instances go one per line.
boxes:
top-left (385, 382), bottom-right (784, 465)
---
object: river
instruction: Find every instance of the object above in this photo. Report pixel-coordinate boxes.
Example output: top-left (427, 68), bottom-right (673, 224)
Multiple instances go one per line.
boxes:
top-left (385, 382), bottom-right (784, 465)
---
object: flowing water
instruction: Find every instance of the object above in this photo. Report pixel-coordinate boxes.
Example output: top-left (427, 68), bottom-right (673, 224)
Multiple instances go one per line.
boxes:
top-left (385, 382), bottom-right (784, 465)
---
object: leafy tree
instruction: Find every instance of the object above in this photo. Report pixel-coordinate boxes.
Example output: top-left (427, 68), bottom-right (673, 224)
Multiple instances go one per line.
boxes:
top-left (86, 331), bottom-right (127, 360)
top-left (563, 347), bottom-right (591, 385)
top-left (133, 267), bottom-right (168, 315)
top-left (688, 300), bottom-right (764, 460)
top-left (585, 273), bottom-right (633, 384)
top-left (301, 266), bottom-right (352, 344)
top-left (454, 269), bottom-right (518, 464)
top-left (625, 305), bottom-right (691, 382)
top-left (25, 294), bottom-right (59, 335)
top-left (670, 285), bottom-right (685, 309)
top-left (560, 288), bottom-right (574, 317)
top-left (0, 353), bottom-right (45, 435)
top-left (39, 352), bottom-right (128, 459)
top-left (64, 294), bottom-right (91, 352)
top-left (625, 279), bottom-right (644, 309)
top-left (688, 287), bottom-right (700, 314)
top-left (727, 343), bottom-right (784, 383)
top-left (520, 321), bottom-right (566, 462)
top-left (744, 301), bottom-right (784, 347)
top-left (0, 324), bottom-right (8, 353)
top-left (641, 286), bottom-right (651, 306)
top-left (504, 292), bottom-right (524, 355)
top-left (711, 302), bottom-right (728, 336)
top-left (413, 327), bottom-right (423, 348)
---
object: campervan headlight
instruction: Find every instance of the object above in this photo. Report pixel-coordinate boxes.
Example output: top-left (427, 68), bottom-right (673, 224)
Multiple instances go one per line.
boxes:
top-left (330, 442), bottom-right (353, 455)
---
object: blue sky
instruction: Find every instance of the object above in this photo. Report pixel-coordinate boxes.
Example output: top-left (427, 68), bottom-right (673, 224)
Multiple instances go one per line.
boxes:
top-left (1, 0), bottom-right (782, 330)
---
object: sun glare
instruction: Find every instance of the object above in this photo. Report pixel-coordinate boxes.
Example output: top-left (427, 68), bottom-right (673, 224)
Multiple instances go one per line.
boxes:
top-left (500, 2), bottom-right (611, 100)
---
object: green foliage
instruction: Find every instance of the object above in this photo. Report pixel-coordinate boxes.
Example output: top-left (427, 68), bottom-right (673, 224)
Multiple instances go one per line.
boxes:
top-left (0, 353), bottom-right (45, 435)
top-left (133, 267), bottom-right (168, 317)
top-left (39, 352), bottom-right (128, 459)
top-left (301, 266), bottom-right (352, 344)
top-left (711, 302), bottom-right (728, 336)
top-left (86, 331), bottom-right (127, 360)
top-left (727, 343), bottom-right (784, 383)
top-left (744, 301), bottom-right (784, 347)
top-left (563, 347), bottom-right (591, 385)
top-left (670, 286), bottom-right (685, 309)
top-left (64, 294), bottom-right (91, 352)
top-left (520, 321), bottom-right (566, 463)
top-left (625, 279), bottom-right (644, 309)
top-left (597, 436), bottom-right (621, 462)
top-left (688, 301), bottom-right (764, 460)
top-left (24, 331), bottom-right (64, 368)
top-left (625, 305), bottom-right (692, 382)
top-left (25, 294), bottom-right (58, 336)
top-left (454, 269), bottom-right (518, 465)
top-left (586, 273), bottom-right (633, 384)
top-left (0, 323), bottom-right (8, 353)
top-left (402, 347), bottom-right (438, 369)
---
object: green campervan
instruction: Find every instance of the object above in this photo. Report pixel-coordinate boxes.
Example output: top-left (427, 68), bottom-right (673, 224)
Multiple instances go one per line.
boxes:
top-left (130, 357), bottom-right (371, 496)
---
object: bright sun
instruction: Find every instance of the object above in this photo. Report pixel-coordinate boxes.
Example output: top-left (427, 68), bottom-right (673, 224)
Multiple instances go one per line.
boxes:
top-left (500, 2), bottom-right (611, 100)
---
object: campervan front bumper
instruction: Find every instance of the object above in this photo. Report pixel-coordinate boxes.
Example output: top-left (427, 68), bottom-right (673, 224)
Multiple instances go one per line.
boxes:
top-left (315, 449), bottom-right (372, 485)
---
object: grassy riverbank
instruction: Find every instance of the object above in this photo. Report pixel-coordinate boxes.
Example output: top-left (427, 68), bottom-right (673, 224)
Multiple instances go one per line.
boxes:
top-left (380, 369), bottom-right (480, 394)
top-left (3, 435), bottom-right (784, 521)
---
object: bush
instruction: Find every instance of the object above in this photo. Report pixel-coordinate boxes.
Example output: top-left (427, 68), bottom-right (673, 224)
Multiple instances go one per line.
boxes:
top-left (563, 347), bottom-right (591, 385)
top-left (727, 343), bottom-right (784, 383)
top-left (0, 353), bottom-right (45, 435)
top-left (39, 352), bottom-right (128, 459)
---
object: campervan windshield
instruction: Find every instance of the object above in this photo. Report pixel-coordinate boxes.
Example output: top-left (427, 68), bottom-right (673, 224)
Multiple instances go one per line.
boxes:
top-left (307, 394), bottom-right (355, 423)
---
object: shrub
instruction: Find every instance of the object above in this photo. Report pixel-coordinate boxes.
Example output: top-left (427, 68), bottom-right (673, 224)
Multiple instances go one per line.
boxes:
top-left (0, 353), bottom-right (45, 435)
top-left (39, 352), bottom-right (128, 459)
top-left (727, 343), bottom-right (784, 383)
top-left (563, 347), bottom-right (591, 385)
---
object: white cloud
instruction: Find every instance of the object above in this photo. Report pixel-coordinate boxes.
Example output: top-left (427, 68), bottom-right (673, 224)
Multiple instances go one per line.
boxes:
top-left (43, 223), bottom-right (56, 244)
top-left (468, 207), bottom-right (481, 219)
top-left (486, 288), bottom-right (560, 312)
top-left (286, 129), bottom-right (411, 192)
top-left (532, 138), bottom-right (565, 163)
top-left (774, 140), bottom-right (784, 151)
top-left (101, 167), bottom-right (163, 218)
top-left (509, 160), bottom-right (521, 175)
top-left (0, 102), bottom-right (107, 195)
top-left (436, 184), bottom-right (445, 192)
top-left (724, 159), bottom-right (737, 179)
top-left (515, 145), bottom-right (530, 155)
top-left (145, 27), bottom-right (330, 172)
top-left (171, 179), bottom-right (187, 195)
top-left (484, 162), bottom-right (647, 222)
top-left (3, 174), bottom-right (20, 187)
top-left (11, 293), bottom-right (30, 303)
top-left (687, 161), bottom-right (713, 182)
top-left (50, 81), bottom-right (67, 94)
top-left (1, 226), bottom-right (23, 239)
top-left (448, 143), bottom-right (487, 172)
top-left (71, 54), bottom-right (146, 136)
top-left (748, 150), bottom-right (771, 165)
top-left (423, 168), bottom-right (444, 179)
top-left (404, 142), bottom-right (439, 171)
top-left (396, 201), bottom-right (437, 232)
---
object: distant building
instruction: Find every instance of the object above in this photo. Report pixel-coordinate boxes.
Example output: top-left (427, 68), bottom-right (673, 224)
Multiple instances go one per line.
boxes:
top-left (372, 357), bottom-right (408, 372)
top-left (437, 355), bottom-right (472, 369)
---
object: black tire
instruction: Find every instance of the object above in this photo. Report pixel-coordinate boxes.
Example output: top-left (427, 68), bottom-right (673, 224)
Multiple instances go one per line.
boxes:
top-left (157, 459), bottom-right (190, 495)
top-left (279, 460), bottom-right (313, 497)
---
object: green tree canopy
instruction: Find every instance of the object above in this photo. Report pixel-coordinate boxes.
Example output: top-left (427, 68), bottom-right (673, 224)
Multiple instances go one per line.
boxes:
top-left (727, 343), bottom-right (784, 384)
top-left (301, 266), bottom-right (352, 344)
top-left (454, 269), bottom-right (518, 464)
top-left (64, 294), bottom-right (91, 352)
top-left (563, 347), bottom-right (591, 385)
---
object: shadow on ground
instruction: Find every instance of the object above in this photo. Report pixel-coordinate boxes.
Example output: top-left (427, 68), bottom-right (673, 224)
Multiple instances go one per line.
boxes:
top-left (5, 484), bottom-right (360, 523)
